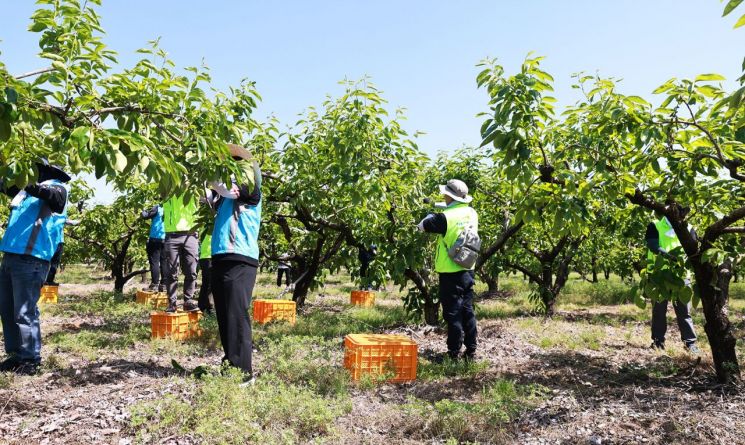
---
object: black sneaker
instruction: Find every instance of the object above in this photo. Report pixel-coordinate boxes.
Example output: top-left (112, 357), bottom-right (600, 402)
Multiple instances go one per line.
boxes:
top-left (158, 284), bottom-right (166, 293)
top-left (165, 303), bottom-right (178, 313)
top-left (650, 341), bottom-right (665, 350)
top-left (183, 299), bottom-right (200, 312)
top-left (14, 361), bottom-right (40, 376)
top-left (463, 350), bottom-right (477, 362)
top-left (0, 357), bottom-right (20, 372)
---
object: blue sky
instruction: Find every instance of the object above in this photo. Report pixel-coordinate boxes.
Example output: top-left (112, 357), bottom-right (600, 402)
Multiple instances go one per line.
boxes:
top-left (3, 1), bottom-right (744, 203)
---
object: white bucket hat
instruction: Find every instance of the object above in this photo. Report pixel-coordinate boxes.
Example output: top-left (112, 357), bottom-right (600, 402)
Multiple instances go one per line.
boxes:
top-left (439, 179), bottom-right (472, 203)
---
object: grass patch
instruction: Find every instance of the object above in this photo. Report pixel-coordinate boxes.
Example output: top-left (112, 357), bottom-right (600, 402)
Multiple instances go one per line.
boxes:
top-left (44, 291), bottom-right (151, 359)
top-left (47, 324), bottom-right (150, 359)
top-left (257, 336), bottom-right (350, 396)
top-left (517, 318), bottom-right (606, 351)
top-left (258, 305), bottom-right (410, 341)
top-left (398, 378), bottom-right (547, 443)
top-left (418, 356), bottom-right (490, 381)
top-left (476, 294), bottom-right (535, 319)
top-left (56, 263), bottom-right (110, 285)
top-left (129, 371), bottom-right (351, 444)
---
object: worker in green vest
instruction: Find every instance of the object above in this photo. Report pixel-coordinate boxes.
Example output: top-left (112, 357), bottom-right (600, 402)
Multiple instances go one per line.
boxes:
top-left (645, 210), bottom-right (699, 353)
top-left (198, 234), bottom-right (213, 314)
top-left (417, 179), bottom-right (479, 361)
top-left (162, 194), bottom-right (199, 312)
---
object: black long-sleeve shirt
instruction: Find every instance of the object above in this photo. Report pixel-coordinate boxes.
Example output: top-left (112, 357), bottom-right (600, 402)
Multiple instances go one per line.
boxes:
top-left (141, 205), bottom-right (160, 219)
top-left (1, 183), bottom-right (67, 214)
top-left (420, 213), bottom-right (447, 235)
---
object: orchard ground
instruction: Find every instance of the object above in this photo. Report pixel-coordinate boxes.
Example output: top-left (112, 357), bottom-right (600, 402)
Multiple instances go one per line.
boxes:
top-left (0, 266), bottom-right (744, 444)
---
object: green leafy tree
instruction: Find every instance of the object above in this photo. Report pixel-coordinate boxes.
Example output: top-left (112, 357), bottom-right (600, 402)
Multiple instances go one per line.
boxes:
top-left (66, 187), bottom-right (153, 292)
top-left (268, 80), bottom-right (427, 307)
top-left (0, 0), bottom-right (263, 202)
top-left (560, 63), bottom-right (745, 382)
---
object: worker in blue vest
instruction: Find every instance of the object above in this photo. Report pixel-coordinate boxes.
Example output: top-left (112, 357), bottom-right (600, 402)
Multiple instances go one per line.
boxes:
top-left (45, 218), bottom-right (79, 286)
top-left (141, 205), bottom-right (166, 292)
top-left (210, 144), bottom-right (261, 385)
top-left (0, 161), bottom-right (70, 375)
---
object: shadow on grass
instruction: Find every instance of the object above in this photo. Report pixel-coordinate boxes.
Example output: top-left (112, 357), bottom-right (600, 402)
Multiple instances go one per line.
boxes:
top-left (52, 358), bottom-right (182, 387)
top-left (501, 349), bottom-right (729, 398)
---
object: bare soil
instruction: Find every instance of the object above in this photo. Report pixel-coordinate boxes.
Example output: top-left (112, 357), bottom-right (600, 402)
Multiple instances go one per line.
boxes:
top-left (0, 281), bottom-right (744, 445)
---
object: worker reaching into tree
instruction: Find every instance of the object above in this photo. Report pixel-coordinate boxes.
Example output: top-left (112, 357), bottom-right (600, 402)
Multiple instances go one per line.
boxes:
top-left (417, 179), bottom-right (481, 361)
top-left (645, 209), bottom-right (700, 353)
top-left (358, 244), bottom-right (377, 290)
top-left (0, 161), bottom-right (70, 375)
top-left (44, 218), bottom-right (79, 286)
top-left (162, 194), bottom-right (200, 313)
top-left (141, 204), bottom-right (167, 292)
top-left (198, 233), bottom-right (213, 314)
top-left (210, 143), bottom-right (262, 385)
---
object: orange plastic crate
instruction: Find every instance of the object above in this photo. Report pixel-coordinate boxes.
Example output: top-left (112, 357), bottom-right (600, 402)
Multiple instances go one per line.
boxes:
top-left (136, 291), bottom-right (169, 310)
top-left (344, 334), bottom-right (418, 382)
top-left (40, 285), bottom-right (58, 304)
top-left (252, 299), bottom-right (296, 324)
top-left (150, 311), bottom-right (202, 340)
top-left (350, 290), bottom-right (375, 307)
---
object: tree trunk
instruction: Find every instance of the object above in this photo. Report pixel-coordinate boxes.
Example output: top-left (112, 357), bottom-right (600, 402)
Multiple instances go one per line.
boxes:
top-left (695, 259), bottom-right (740, 383)
top-left (591, 256), bottom-right (598, 283)
top-left (540, 263), bottom-right (556, 316)
top-left (603, 268), bottom-right (611, 280)
top-left (423, 295), bottom-right (439, 326)
top-left (292, 257), bottom-right (318, 307)
top-left (478, 271), bottom-right (499, 294)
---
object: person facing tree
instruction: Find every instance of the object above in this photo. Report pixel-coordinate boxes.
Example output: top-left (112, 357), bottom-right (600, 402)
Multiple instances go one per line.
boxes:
top-left (417, 179), bottom-right (479, 361)
top-left (645, 208), bottom-right (700, 353)
top-left (0, 161), bottom-right (71, 375)
top-left (162, 194), bottom-right (199, 313)
top-left (210, 144), bottom-right (262, 385)
top-left (44, 218), bottom-right (79, 286)
top-left (141, 204), bottom-right (166, 292)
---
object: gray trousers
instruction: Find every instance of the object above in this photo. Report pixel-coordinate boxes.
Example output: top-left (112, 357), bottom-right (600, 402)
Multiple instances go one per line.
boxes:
top-left (164, 233), bottom-right (198, 304)
top-left (651, 299), bottom-right (697, 346)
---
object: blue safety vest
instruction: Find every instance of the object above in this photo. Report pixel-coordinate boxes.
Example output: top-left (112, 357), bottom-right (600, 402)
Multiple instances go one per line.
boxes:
top-left (149, 206), bottom-right (165, 240)
top-left (0, 180), bottom-right (69, 261)
top-left (211, 195), bottom-right (261, 260)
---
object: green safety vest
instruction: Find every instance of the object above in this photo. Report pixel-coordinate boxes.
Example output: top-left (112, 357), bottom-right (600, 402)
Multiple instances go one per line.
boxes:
top-left (200, 234), bottom-right (212, 260)
top-left (647, 217), bottom-right (681, 267)
top-left (435, 203), bottom-right (479, 273)
top-left (163, 195), bottom-right (198, 233)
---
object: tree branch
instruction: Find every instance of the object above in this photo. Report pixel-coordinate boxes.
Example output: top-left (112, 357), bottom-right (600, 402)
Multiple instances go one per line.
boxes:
top-left (15, 67), bottom-right (55, 80)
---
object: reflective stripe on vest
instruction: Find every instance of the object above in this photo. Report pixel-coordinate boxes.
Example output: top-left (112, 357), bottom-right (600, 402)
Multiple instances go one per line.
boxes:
top-left (0, 180), bottom-right (68, 261)
top-left (435, 203), bottom-right (479, 273)
top-left (149, 206), bottom-right (165, 240)
top-left (163, 195), bottom-right (198, 233)
top-left (647, 217), bottom-right (682, 266)
top-left (211, 197), bottom-right (261, 260)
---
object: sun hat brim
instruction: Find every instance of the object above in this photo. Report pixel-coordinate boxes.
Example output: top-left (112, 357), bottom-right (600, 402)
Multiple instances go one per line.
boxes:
top-left (439, 184), bottom-right (473, 203)
top-left (227, 143), bottom-right (253, 160)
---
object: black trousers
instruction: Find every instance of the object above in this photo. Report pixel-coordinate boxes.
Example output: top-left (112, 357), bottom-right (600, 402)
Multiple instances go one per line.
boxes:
top-left (45, 242), bottom-right (64, 284)
top-left (277, 268), bottom-right (291, 287)
top-left (439, 270), bottom-right (478, 355)
top-left (211, 259), bottom-right (257, 375)
top-left (146, 238), bottom-right (166, 285)
top-left (198, 258), bottom-right (213, 312)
